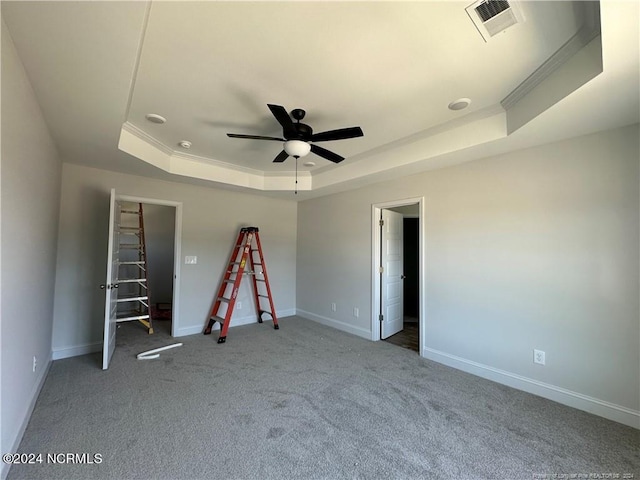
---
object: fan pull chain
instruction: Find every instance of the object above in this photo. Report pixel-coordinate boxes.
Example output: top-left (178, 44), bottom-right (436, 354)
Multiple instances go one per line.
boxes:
top-left (295, 156), bottom-right (298, 195)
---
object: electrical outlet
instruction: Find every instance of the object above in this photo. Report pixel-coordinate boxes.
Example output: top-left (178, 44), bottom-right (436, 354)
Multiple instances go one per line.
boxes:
top-left (353, 307), bottom-right (359, 318)
top-left (32, 356), bottom-right (37, 373)
top-left (236, 301), bottom-right (242, 310)
top-left (534, 349), bottom-right (546, 365)
top-left (331, 303), bottom-right (337, 312)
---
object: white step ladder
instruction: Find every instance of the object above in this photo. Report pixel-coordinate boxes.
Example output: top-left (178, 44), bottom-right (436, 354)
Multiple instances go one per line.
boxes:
top-left (116, 203), bottom-right (153, 334)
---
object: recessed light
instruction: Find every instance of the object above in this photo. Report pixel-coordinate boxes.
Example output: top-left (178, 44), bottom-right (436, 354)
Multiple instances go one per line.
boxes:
top-left (145, 113), bottom-right (166, 124)
top-left (303, 161), bottom-right (316, 167)
top-left (178, 140), bottom-right (192, 149)
top-left (448, 98), bottom-right (471, 111)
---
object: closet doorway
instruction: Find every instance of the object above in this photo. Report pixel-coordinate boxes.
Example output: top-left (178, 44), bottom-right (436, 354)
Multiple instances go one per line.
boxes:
top-left (371, 198), bottom-right (424, 355)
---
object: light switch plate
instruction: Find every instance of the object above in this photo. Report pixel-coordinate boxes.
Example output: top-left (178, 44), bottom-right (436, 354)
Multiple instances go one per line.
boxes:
top-left (185, 255), bottom-right (197, 264)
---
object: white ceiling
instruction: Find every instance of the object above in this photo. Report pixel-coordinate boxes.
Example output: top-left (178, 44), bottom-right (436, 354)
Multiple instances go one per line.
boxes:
top-left (2, 1), bottom-right (638, 200)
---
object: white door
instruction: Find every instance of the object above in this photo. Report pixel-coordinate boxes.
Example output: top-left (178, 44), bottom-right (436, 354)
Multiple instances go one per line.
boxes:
top-left (381, 209), bottom-right (404, 339)
top-left (102, 189), bottom-right (120, 370)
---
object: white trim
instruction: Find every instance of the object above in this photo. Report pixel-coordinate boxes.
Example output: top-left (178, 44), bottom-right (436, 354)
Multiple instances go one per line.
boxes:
top-left (423, 347), bottom-right (640, 429)
top-left (371, 197), bottom-right (425, 356)
top-left (52, 342), bottom-right (101, 360)
top-left (501, 2), bottom-right (600, 110)
top-left (117, 193), bottom-right (182, 207)
top-left (2, 356), bottom-right (53, 480)
top-left (119, 125), bottom-right (313, 192)
top-left (116, 194), bottom-right (182, 338)
top-left (171, 204), bottom-right (183, 338)
top-left (174, 309), bottom-right (296, 338)
top-left (121, 121), bottom-right (173, 157)
top-left (297, 309), bottom-right (371, 340)
top-left (123, 122), bottom-right (261, 175)
top-left (174, 324), bottom-right (207, 337)
top-left (276, 308), bottom-right (296, 319)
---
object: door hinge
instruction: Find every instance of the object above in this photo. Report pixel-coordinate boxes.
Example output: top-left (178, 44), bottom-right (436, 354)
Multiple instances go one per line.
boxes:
top-left (379, 314), bottom-right (384, 322)
top-left (379, 266), bottom-right (384, 273)
top-left (379, 219), bottom-right (384, 227)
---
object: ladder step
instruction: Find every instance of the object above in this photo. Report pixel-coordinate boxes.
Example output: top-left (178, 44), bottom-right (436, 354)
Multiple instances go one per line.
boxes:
top-left (217, 297), bottom-right (231, 303)
top-left (118, 278), bottom-right (147, 284)
top-left (117, 314), bottom-right (150, 322)
top-left (120, 210), bottom-right (141, 214)
top-left (119, 226), bottom-right (141, 230)
top-left (119, 262), bottom-right (145, 268)
top-left (210, 315), bottom-right (225, 324)
top-left (117, 296), bottom-right (149, 303)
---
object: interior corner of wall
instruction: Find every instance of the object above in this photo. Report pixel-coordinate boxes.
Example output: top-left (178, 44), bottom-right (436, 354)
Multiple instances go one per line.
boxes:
top-left (505, 34), bottom-right (603, 135)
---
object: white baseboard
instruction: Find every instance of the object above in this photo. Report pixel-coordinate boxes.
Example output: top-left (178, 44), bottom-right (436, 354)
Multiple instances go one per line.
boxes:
top-left (296, 309), bottom-right (371, 340)
top-left (2, 355), bottom-right (53, 480)
top-left (51, 311), bottom-right (298, 353)
top-left (174, 309), bottom-right (295, 338)
top-left (52, 342), bottom-right (101, 360)
top-left (276, 308), bottom-right (296, 318)
top-left (174, 324), bottom-right (207, 337)
top-left (423, 347), bottom-right (640, 429)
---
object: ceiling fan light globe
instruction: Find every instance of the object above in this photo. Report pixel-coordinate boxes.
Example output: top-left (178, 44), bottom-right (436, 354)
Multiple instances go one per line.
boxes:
top-left (284, 140), bottom-right (311, 158)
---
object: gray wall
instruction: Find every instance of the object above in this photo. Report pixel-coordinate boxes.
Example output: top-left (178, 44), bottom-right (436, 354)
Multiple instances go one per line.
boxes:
top-left (52, 163), bottom-right (297, 358)
top-left (1, 21), bottom-right (62, 473)
top-left (141, 203), bottom-right (175, 305)
top-left (297, 125), bottom-right (639, 423)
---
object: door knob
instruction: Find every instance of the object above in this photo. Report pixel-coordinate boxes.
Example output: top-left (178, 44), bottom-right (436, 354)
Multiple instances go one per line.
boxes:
top-left (400, 274), bottom-right (406, 280)
top-left (100, 284), bottom-right (106, 289)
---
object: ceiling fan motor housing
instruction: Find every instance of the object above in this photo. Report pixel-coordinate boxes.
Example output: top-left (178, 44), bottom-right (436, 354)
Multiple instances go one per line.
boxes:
top-left (291, 108), bottom-right (306, 121)
top-left (291, 122), bottom-right (313, 140)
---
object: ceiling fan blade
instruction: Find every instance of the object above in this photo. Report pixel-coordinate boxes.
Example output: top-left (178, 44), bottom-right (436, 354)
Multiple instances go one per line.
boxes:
top-left (311, 126), bottom-right (363, 143)
top-left (273, 150), bottom-right (289, 163)
top-left (227, 133), bottom-right (285, 141)
top-left (267, 104), bottom-right (297, 138)
top-left (310, 144), bottom-right (344, 163)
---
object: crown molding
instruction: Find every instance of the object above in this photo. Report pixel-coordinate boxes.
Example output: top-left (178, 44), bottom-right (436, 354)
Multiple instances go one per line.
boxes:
top-left (502, 2), bottom-right (601, 110)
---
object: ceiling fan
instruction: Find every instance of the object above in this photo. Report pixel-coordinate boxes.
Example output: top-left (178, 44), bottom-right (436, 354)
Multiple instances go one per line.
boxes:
top-left (227, 104), bottom-right (364, 164)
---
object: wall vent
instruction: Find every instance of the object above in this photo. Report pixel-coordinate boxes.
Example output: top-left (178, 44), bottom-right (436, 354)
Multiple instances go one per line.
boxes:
top-left (466, 0), bottom-right (525, 42)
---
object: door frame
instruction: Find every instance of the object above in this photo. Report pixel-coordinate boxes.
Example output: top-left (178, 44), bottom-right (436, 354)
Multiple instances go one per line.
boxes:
top-left (371, 197), bottom-right (425, 356)
top-left (118, 193), bottom-right (183, 337)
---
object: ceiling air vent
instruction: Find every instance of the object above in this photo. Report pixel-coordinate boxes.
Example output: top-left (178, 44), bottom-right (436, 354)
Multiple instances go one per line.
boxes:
top-left (466, 0), bottom-right (525, 42)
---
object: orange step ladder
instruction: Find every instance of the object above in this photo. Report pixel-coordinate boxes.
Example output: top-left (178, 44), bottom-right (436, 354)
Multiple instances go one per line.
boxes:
top-left (203, 227), bottom-right (279, 343)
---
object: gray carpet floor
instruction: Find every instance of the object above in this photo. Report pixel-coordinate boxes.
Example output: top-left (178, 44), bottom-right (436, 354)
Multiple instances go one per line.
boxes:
top-left (8, 316), bottom-right (640, 480)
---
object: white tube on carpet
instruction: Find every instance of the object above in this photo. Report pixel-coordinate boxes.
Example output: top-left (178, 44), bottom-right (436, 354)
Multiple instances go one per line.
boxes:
top-left (137, 342), bottom-right (183, 360)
